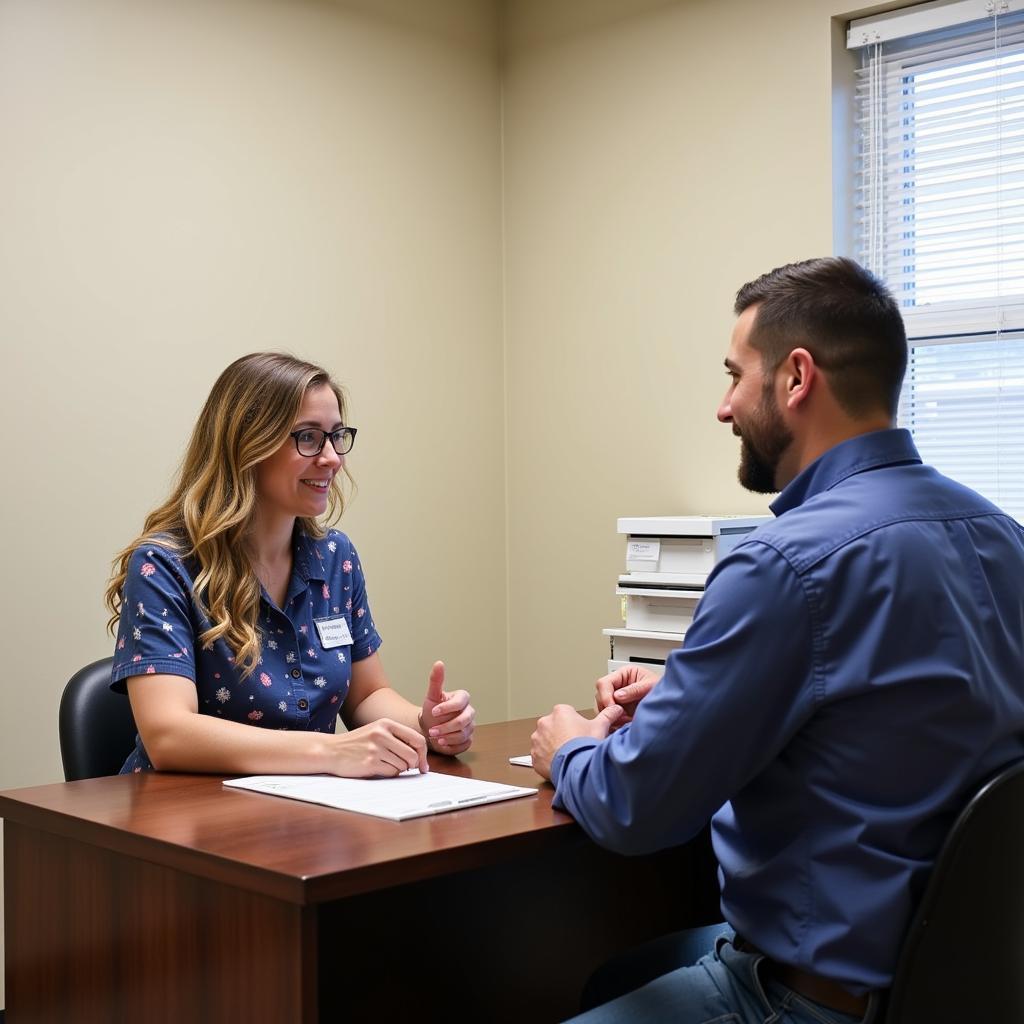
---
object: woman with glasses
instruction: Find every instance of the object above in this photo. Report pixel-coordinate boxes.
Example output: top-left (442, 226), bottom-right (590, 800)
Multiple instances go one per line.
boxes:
top-left (105, 352), bottom-right (474, 776)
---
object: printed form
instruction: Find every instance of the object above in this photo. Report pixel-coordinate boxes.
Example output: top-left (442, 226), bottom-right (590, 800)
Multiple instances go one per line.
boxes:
top-left (224, 770), bottom-right (537, 821)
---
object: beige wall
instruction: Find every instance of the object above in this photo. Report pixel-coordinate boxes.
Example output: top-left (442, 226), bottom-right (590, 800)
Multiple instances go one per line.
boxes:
top-left (0, 0), bottom-right (503, 1005)
top-left (502, 0), bottom-right (853, 715)
top-left (0, 0), bottom-right (506, 783)
top-left (0, 0), bottom-right (871, 1007)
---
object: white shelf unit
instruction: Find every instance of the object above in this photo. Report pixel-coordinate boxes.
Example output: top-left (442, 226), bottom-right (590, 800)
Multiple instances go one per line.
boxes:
top-left (605, 514), bottom-right (771, 673)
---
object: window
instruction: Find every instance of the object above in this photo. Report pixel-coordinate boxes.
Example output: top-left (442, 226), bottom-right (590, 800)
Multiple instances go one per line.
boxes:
top-left (850, 0), bottom-right (1024, 520)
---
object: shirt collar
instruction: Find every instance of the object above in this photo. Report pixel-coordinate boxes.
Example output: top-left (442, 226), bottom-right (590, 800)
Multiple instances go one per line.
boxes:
top-left (770, 428), bottom-right (922, 517)
top-left (292, 529), bottom-right (328, 584)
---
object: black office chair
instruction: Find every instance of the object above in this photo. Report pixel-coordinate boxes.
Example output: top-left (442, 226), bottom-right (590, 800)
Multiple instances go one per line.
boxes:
top-left (882, 758), bottom-right (1024, 1023)
top-left (58, 656), bottom-right (137, 780)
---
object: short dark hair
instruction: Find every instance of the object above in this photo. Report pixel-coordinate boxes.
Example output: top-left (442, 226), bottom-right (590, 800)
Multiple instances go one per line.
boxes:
top-left (734, 257), bottom-right (907, 418)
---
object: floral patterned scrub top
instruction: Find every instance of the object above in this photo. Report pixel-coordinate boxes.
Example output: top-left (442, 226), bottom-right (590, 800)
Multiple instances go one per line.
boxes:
top-left (111, 528), bottom-right (382, 773)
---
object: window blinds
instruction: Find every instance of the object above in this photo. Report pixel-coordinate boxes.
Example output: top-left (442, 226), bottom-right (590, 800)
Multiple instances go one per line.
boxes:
top-left (850, 1), bottom-right (1024, 520)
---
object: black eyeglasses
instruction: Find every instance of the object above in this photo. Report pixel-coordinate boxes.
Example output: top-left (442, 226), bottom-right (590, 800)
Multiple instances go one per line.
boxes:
top-left (289, 427), bottom-right (357, 457)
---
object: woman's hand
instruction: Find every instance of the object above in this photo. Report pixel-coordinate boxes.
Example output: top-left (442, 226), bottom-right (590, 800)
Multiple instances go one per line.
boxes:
top-left (419, 661), bottom-right (475, 755)
top-left (329, 718), bottom-right (429, 777)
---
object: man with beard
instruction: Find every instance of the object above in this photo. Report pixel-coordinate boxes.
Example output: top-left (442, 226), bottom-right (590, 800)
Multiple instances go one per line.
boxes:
top-left (531, 258), bottom-right (1024, 1024)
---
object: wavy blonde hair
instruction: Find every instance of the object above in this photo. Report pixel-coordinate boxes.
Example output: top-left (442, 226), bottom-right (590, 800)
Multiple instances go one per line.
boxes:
top-left (105, 352), bottom-right (351, 676)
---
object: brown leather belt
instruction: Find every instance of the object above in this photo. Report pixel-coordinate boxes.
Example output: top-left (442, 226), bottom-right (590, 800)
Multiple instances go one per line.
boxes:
top-left (733, 936), bottom-right (870, 1018)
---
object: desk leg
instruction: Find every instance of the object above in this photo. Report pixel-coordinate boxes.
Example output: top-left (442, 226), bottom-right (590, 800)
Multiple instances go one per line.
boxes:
top-left (4, 822), bottom-right (317, 1024)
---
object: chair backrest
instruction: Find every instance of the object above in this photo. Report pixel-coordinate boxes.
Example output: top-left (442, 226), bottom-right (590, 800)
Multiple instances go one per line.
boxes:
top-left (884, 758), bottom-right (1024, 1023)
top-left (58, 657), bottom-right (137, 781)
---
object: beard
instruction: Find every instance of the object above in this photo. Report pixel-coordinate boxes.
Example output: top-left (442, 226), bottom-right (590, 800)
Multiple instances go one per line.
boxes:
top-left (735, 392), bottom-right (793, 494)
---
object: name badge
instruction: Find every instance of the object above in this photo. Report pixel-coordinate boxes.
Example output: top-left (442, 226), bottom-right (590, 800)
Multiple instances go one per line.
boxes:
top-left (314, 615), bottom-right (353, 649)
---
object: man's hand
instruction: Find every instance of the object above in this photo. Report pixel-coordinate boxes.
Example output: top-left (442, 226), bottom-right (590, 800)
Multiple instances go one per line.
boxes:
top-left (595, 665), bottom-right (661, 728)
top-left (530, 703), bottom-right (623, 781)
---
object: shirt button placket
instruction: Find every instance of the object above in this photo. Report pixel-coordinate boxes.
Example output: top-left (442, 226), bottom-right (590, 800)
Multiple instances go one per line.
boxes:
top-left (290, 666), bottom-right (308, 717)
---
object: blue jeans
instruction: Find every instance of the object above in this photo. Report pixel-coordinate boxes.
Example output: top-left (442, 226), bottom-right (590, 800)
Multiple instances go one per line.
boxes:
top-left (567, 927), bottom-right (881, 1024)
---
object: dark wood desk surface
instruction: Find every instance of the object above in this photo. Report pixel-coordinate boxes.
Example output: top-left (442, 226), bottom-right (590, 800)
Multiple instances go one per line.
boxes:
top-left (1, 717), bottom-right (720, 1023)
top-left (0, 717), bottom-right (577, 906)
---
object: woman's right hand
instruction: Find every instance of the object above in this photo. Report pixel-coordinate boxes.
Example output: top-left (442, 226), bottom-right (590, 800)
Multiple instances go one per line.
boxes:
top-left (329, 718), bottom-right (429, 777)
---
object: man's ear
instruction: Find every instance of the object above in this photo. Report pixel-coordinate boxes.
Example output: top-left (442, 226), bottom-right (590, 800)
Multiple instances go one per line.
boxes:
top-left (783, 348), bottom-right (817, 410)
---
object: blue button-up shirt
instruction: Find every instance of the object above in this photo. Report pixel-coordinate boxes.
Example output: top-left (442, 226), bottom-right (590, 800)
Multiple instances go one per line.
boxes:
top-left (552, 429), bottom-right (1024, 992)
top-left (111, 528), bottom-right (382, 773)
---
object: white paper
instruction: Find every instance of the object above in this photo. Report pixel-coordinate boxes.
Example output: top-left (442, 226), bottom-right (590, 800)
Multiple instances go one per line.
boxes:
top-left (223, 770), bottom-right (537, 822)
top-left (508, 755), bottom-right (533, 767)
top-left (627, 539), bottom-right (660, 562)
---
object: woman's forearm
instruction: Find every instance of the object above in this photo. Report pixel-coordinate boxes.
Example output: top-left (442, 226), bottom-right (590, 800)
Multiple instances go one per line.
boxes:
top-left (346, 686), bottom-right (423, 734)
top-left (143, 710), bottom-right (338, 774)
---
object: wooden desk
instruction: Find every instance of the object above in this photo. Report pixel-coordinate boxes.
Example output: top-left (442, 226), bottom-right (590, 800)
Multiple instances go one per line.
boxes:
top-left (1, 718), bottom-right (719, 1023)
